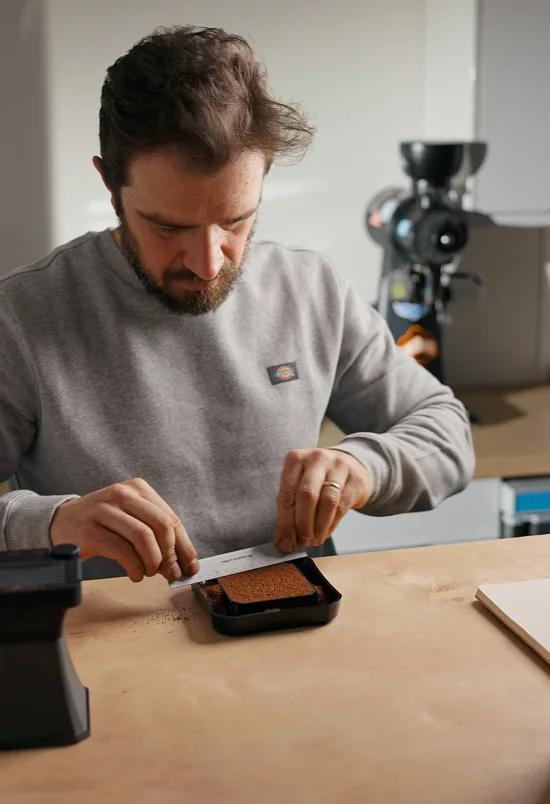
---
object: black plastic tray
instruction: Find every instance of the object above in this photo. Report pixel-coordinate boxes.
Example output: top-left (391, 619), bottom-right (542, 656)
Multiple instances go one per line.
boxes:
top-left (192, 557), bottom-right (342, 637)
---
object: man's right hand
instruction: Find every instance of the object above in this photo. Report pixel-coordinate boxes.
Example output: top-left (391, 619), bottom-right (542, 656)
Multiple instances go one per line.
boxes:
top-left (49, 478), bottom-right (199, 583)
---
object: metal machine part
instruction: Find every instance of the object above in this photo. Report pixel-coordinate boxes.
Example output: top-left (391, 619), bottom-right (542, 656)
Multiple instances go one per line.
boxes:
top-left (0, 544), bottom-right (90, 751)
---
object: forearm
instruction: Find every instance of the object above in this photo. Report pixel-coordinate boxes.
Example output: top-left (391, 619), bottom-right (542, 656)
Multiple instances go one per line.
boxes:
top-left (0, 490), bottom-right (79, 552)
top-left (331, 391), bottom-right (475, 515)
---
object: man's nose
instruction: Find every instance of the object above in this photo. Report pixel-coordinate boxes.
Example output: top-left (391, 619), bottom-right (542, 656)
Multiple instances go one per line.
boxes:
top-left (184, 229), bottom-right (225, 281)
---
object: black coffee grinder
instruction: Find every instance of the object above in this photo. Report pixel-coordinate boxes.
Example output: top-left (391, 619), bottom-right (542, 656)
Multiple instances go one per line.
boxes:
top-left (0, 545), bottom-right (90, 751)
top-left (366, 142), bottom-right (487, 390)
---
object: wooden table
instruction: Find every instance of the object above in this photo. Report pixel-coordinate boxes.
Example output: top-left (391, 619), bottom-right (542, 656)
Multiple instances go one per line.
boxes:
top-left (3, 536), bottom-right (550, 803)
top-left (320, 384), bottom-right (550, 480)
top-left (459, 384), bottom-right (550, 479)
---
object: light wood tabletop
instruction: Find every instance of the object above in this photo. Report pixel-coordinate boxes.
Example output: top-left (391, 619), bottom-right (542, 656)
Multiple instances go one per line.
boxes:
top-left (320, 383), bottom-right (550, 480)
top-left (460, 384), bottom-right (550, 479)
top-left (3, 536), bottom-right (550, 803)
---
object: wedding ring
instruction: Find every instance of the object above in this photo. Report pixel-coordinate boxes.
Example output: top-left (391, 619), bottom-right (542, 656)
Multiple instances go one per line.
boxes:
top-left (322, 481), bottom-right (342, 491)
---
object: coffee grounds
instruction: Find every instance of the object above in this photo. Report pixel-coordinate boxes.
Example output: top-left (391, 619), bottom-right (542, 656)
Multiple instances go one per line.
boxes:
top-left (220, 562), bottom-right (314, 604)
top-left (313, 583), bottom-right (328, 604)
top-left (202, 581), bottom-right (229, 615)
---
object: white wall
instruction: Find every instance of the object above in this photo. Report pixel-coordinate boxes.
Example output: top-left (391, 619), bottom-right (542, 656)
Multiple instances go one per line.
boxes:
top-left (475, 0), bottom-right (550, 217)
top-left (423, 0), bottom-right (478, 141)
top-left (0, 0), bottom-right (51, 274)
top-left (44, 0), bottom-right (426, 305)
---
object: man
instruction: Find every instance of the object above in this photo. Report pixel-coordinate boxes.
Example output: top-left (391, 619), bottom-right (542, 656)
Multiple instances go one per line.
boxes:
top-left (0, 25), bottom-right (475, 583)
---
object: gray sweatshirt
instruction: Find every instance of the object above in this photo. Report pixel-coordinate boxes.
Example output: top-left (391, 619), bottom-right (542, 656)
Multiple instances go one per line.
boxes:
top-left (0, 230), bottom-right (474, 575)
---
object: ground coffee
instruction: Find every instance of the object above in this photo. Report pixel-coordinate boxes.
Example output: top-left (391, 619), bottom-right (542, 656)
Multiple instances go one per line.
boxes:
top-left (220, 563), bottom-right (315, 604)
top-left (203, 581), bottom-right (229, 615)
top-left (313, 583), bottom-right (327, 604)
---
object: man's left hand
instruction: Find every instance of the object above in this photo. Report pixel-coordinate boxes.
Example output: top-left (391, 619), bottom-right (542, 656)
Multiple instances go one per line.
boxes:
top-left (275, 448), bottom-right (371, 553)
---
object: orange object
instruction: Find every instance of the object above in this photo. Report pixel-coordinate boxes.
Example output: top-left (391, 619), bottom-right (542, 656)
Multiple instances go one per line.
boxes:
top-left (397, 324), bottom-right (439, 366)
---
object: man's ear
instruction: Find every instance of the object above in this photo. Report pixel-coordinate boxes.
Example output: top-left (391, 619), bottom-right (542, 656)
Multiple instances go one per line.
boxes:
top-left (93, 156), bottom-right (118, 212)
top-left (92, 155), bottom-right (108, 185)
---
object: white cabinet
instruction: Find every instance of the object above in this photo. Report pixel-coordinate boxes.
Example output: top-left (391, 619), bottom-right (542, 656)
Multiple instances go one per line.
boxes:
top-left (332, 478), bottom-right (501, 555)
top-left (319, 424), bottom-right (502, 553)
top-left (424, 0), bottom-right (550, 224)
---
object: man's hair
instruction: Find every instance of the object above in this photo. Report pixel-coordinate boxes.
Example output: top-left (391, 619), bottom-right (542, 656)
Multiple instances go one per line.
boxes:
top-left (99, 25), bottom-right (315, 190)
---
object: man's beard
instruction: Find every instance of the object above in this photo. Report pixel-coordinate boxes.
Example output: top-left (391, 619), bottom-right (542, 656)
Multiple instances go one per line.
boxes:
top-left (115, 207), bottom-right (254, 316)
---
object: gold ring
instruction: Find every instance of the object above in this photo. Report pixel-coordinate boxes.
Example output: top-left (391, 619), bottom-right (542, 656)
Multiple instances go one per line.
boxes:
top-left (323, 481), bottom-right (342, 491)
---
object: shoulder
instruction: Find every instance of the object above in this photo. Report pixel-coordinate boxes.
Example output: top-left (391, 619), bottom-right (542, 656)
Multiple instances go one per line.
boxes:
top-left (248, 239), bottom-right (348, 296)
top-left (0, 232), bottom-right (98, 301)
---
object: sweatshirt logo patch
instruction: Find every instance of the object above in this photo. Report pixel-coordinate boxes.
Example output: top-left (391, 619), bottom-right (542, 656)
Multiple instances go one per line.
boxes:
top-left (267, 362), bottom-right (299, 385)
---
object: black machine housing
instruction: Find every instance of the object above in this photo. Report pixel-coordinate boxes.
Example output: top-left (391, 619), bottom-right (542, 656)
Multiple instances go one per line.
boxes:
top-left (0, 544), bottom-right (90, 751)
top-left (366, 141), bottom-right (487, 384)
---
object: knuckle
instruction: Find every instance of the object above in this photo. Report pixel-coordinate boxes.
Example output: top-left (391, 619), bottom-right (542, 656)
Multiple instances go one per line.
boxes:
top-left (129, 477), bottom-right (148, 488)
top-left (278, 488), bottom-right (296, 508)
top-left (95, 501), bottom-right (113, 520)
top-left (299, 531), bottom-right (314, 546)
top-left (313, 535), bottom-right (325, 546)
top-left (109, 482), bottom-right (133, 503)
top-left (158, 512), bottom-right (179, 534)
top-left (297, 484), bottom-right (317, 502)
top-left (131, 524), bottom-right (154, 546)
top-left (167, 512), bottom-right (182, 529)
top-left (162, 546), bottom-right (178, 564)
top-left (331, 454), bottom-right (347, 471)
top-left (179, 537), bottom-right (197, 558)
top-left (293, 448), bottom-right (323, 466)
top-left (285, 450), bottom-right (302, 469)
top-left (337, 500), bottom-right (349, 516)
top-left (323, 490), bottom-right (341, 506)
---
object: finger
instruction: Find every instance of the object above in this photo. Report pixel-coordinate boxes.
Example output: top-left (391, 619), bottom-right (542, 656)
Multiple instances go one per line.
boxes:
top-left (326, 479), bottom-right (360, 536)
top-left (123, 481), bottom-right (199, 579)
top-left (122, 495), bottom-right (193, 581)
top-left (172, 520), bottom-right (199, 580)
top-left (89, 525), bottom-right (146, 583)
top-left (294, 463), bottom-right (329, 547)
top-left (97, 503), bottom-right (163, 577)
top-left (275, 452), bottom-right (303, 553)
top-left (312, 469), bottom-right (350, 546)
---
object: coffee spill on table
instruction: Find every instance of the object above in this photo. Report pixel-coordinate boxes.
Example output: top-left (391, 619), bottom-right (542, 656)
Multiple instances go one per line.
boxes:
top-left (145, 606), bottom-right (197, 626)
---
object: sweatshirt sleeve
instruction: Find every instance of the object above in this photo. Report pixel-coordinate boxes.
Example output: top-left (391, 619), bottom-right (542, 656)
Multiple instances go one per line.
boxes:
top-left (325, 279), bottom-right (475, 515)
top-left (0, 293), bottom-right (78, 552)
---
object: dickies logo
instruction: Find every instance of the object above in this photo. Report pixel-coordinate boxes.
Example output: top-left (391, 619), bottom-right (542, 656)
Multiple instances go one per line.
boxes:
top-left (267, 361), bottom-right (299, 386)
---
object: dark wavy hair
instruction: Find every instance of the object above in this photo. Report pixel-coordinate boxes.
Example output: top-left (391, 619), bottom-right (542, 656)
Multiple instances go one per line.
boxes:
top-left (98, 25), bottom-right (315, 191)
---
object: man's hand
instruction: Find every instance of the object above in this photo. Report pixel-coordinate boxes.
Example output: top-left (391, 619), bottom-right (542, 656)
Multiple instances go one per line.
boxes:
top-left (275, 449), bottom-right (371, 552)
top-left (50, 478), bottom-right (199, 583)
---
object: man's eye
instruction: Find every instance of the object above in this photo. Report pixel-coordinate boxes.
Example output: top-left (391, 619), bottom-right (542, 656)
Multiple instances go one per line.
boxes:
top-left (225, 219), bottom-right (244, 232)
top-left (157, 225), bottom-right (178, 237)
